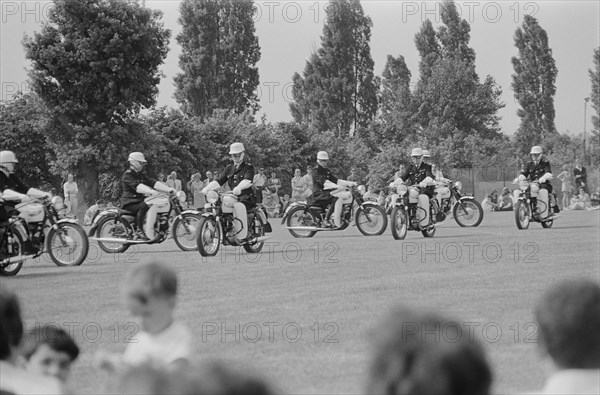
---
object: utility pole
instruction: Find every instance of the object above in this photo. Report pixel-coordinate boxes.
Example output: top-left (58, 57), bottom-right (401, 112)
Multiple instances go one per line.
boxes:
top-left (584, 97), bottom-right (590, 165)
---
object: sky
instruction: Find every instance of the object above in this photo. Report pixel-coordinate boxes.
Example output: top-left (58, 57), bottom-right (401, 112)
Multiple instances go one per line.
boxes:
top-left (1, 0), bottom-right (599, 138)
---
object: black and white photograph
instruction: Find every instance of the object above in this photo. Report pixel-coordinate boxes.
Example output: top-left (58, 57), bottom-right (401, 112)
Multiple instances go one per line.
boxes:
top-left (1, 0), bottom-right (599, 393)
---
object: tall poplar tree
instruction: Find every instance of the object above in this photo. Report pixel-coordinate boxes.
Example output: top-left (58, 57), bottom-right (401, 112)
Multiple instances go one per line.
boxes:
top-left (174, 0), bottom-right (260, 119)
top-left (511, 15), bottom-right (558, 154)
top-left (290, 0), bottom-right (378, 137)
top-left (23, 0), bottom-right (170, 202)
top-left (590, 47), bottom-right (600, 142)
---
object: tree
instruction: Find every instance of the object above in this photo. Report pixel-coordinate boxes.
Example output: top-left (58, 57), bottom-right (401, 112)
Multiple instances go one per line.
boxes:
top-left (290, 0), bottom-right (378, 137)
top-left (22, 0), bottom-right (170, 203)
top-left (589, 47), bottom-right (600, 161)
top-left (174, 0), bottom-right (260, 119)
top-left (408, 0), bottom-right (503, 167)
top-left (511, 14), bottom-right (558, 154)
top-left (0, 93), bottom-right (59, 189)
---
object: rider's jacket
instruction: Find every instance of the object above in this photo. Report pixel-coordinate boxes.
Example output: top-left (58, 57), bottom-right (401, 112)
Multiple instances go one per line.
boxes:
top-left (522, 160), bottom-right (552, 187)
top-left (311, 164), bottom-right (339, 201)
top-left (401, 163), bottom-right (433, 186)
top-left (218, 161), bottom-right (256, 200)
top-left (121, 168), bottom-right (156, 207)
top-left (0, 169), bottom-right (29, 194)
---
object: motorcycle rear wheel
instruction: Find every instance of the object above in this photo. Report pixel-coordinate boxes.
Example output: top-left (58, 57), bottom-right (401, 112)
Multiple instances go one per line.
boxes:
top-left (0, 231), bottom-right (24, 276)
top-left (96, 217), bottom-right (130, 253)
top-left (196, 217), bottom-right (221, 257)
top-left (286, 207), bottom-right (317, 238)
top-left (243, 215), bottom-right (265, 253)
top-left (515, 201), bottom-right (530, 230)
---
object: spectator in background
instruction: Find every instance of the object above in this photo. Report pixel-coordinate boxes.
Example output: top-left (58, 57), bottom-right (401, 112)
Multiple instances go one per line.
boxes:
top-left (348, 168), bottom-right (360, 184)
top-left (1, 287), bottom-right (64, 394)
top-left (291, 168), bottom-right (306, 202)
top-left (302, 165), bottom-right (313, 199)
top-left (366, 306), bottom-right (492, 395)
top-left (166, 171), bottom-right (182, 192)
top-left (253, 167), bottom-right (267, 204)
top-left (157, 173), bottom-right (166, 183)
top-left (482, 192), bottom-right (498, 212)
top-left (497, 187), bottom-right (514, 211)
top-left (96, 261), bottom-right (193, 372)
top-left (532, 279), bottom-right (600, 394)
top-left (557, 164), bottom-right (573, 210)
top-left (267, 170), bottom-right (281, 195)
top-left (568, 186), bottom-right (592, 210)
top-left (591, 186), bottom-right (600, 207)
top-left (189, 173), bottom-right (205, 210)
top-left (363, 186), bottom-right (378, 202)
top-left (203, 171), bottom-right (213, 186)
top-left (393, 164), bottom-right (406, 181)
top-left (63, 173), bottom-right (79, 219)
top-left (573, 160), bottom-right (588, 193)
top-left (20, 325), bottom-right (80, 384)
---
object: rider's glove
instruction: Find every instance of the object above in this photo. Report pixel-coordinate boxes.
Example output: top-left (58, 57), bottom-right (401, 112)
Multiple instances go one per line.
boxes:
top-left (539, 176), bottom-right (547, 183)
top-left (518, 174), bottom-right (526, 182)
top-left (419, 181), bottom-right (428, 188)
top-left (233, 187), bottom-right (242, 195)
top-left (169, 188), bottom-right (176, 194)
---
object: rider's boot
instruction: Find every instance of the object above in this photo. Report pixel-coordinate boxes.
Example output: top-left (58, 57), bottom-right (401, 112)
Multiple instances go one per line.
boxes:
top-left (134, 229), bottom-right (150, 241)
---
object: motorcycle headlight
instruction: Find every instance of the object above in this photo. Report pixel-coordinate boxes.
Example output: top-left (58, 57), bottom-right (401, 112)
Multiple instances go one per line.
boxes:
top-left (51, 196), bottom-right (64, 210)
top-left (206, 190), bottom-right (218, 204)
top-left (454, 181), bottom-right (462, 191)
top-left (176, 190), bottom-right (187, 203)
top-left (397, 184), bottom-right (408, 196)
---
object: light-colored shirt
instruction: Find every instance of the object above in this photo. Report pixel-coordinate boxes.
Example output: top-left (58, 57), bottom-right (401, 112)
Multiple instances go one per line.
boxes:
top-left (122, 320), bottom-right (194, 367)
top-left (0, 360), bottom-right (64, 394)
top-left (166, 178), bottom-right (182, 191)
top-left (63, 181), bottom-right (78, 198)
top-left (253, 173), bottom-right (267, 187)
top-left (532, 369), bottom-right (600, 394)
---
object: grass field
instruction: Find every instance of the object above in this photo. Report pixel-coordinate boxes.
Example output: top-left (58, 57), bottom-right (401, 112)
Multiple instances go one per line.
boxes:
top-left (5, 209), bottom-right (599, 394)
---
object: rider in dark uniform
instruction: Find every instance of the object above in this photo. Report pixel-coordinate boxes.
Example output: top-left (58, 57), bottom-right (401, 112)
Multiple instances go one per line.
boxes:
top-left (400, 148), bottom-right (435, 227)
top-left (120, 152), bottom-right (174, 240)
top-left (309, 151), bottom-right (355, 228)
top-left (518, 145), bottom-right (556, 219)
top-left (203, 143), bottom-right (256, 241)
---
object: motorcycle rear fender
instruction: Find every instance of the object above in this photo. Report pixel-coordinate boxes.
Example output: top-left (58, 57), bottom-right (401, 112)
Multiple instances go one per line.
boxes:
top-left (280, 202), bottom-right (307, 224)
top-left (201, 211), bottom-right (217, 219)
top-left (88, 211), bottom-right (118, 236)
top-left (451, 196), bottom-right (475, 209)
top-left (57, 218), bottom-right (79, 225)
top-left (177, 209), bottom-right (201, 219)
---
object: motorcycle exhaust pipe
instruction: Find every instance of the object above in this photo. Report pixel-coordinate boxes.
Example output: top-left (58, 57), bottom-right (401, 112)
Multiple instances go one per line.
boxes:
top-left (285, 226), bottom-right (337, 231)
top-left (89, 237), bottom-right (138, 244)
top-left (1, 254), bottom-right (38, 266)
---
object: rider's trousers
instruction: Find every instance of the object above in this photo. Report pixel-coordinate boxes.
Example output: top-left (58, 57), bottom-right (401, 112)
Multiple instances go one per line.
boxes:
top-left (418, 194), bottom-right (430, 227)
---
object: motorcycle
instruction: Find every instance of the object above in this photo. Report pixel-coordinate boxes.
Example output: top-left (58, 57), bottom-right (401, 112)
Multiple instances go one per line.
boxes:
top-left (389, 184), bottom-right (439, 239)
top-left (196, 190), bottom-right (272, 256)
top-left (1, 192), bottom-right (89, 276)
top-left (281, 184), bottom-right (388, 238)
top-left (89, 191), bottom-right (201, 253)
top-left (514, 180), bottom-right (559, 229)
top-left (434, 179), bottom-right (484, 227)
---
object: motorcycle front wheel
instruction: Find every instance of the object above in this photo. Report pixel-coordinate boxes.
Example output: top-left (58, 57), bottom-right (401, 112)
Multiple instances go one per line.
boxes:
top-left (243, 215), bottom-right (265, 253)
top-left (173, 214), bottom-right (201, 251)
top-left (356, 205), bottom-right (388, 236)
top-left (47, 223), bottom-right (89, 266)
top-left (515, 201), bottom-right (530, 230)
top-left (196, 217), bottom-right (221, 257)
top-left (390, 206), bottom-right (408, 240)
top-left (0, 230), bottom-right (24, 276)
top-left (453, 199), bottom-right (484, 227)
top-left (96, 217), bottom-right (130, 253)
top-left (286, 206), bottom-right (317, 238)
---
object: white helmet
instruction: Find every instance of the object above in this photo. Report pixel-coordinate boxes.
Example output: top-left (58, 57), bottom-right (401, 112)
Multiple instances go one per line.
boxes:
top-left (530, 146), bottom-right (543, 155)
top-left (422, 150), bottom-right (431, 158)
top-left (317, 151), bottom-right (329, 160)
top-left (229, 142), bottom-right (245, 155)
top-left (0, 151), bottom-right (19, 164)
top-left (128, 152), bottom-right (147, 163)
top-left (410, 148), bottom-right (423, 157)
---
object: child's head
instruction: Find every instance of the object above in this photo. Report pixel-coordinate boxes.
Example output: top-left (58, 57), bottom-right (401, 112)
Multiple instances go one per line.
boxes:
top-left (123, 262), bottom-right (178, 334)
top-left (21, 325), bottom-right (79, 383)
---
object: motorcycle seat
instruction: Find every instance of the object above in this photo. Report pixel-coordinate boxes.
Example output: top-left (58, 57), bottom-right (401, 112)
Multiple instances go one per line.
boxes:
top-left (118, 209), bottom-right (135, 216)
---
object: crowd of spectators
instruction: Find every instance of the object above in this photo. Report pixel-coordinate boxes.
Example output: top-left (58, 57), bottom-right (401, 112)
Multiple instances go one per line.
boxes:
top-left (2, 263), bottom-right (598, 395)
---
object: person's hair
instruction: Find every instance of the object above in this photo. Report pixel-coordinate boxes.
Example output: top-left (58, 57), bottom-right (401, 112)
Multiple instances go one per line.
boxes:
top-left (174, 360), bottom-right (274, 395)
top-left (0, 287), bottom-right (24, 360)
top-left (367, 307), bottom-right (492, 395)
top-left (126, 261), bottom-right (178, 298)
top-left (535, 279), bottom-right (600, 369)
top-left (21, 325), bottom-right (80, 362)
